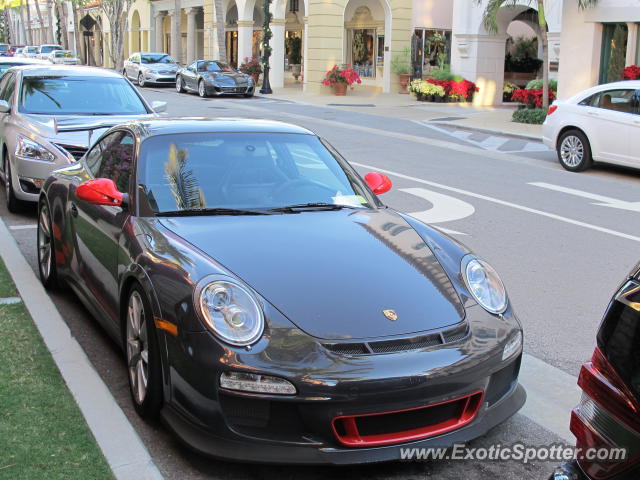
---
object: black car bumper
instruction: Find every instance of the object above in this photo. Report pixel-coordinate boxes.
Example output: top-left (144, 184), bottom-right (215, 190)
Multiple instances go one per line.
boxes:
top-left (159, 305), bottom-right (525, 464)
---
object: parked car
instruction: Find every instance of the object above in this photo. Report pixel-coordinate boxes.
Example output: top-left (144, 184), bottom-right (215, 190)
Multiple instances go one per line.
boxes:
top-left (0, 57), bottom-right (49, 76)
top-left (176, 60), bottom-right (255, 97)
top-left (0, 44), bottom-right (11, 57)
top-left (543, 80), bottom-right (640, 172)
top-left (0, 65), bottom-right (166, 212)
top-left (20, 46), bottom-right (39, 58)
top-left (48, 50), bottom-right (80, 65)
top-left (10, 45), bottom-right (25, 57)
top-left (36, 117), bottom-right (525, 464)
top-left (549, 261), bottom-right (640, 480)
top-left (36, 44), bottom-right (63, 59)
top-left (123, 52), bottom-right (179, 87)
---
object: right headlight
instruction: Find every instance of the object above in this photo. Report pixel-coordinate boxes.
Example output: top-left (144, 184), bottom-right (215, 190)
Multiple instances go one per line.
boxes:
top-left (196, 277), bottom-right (264, 346)
top-left (462, 256), bottom-right (508, 314)
top-left (15, 135), bottom-right (55, 162)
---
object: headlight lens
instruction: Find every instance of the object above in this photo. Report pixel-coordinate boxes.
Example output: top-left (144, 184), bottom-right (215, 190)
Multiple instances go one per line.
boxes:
top-left (463, 257), bottom-right (508, 314)
top-left (15, 135), bottom-right (55, 162)
top-left (197, 279), bottom-right (264, 346)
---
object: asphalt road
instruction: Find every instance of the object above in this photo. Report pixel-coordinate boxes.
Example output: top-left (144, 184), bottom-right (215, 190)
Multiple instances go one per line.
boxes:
top-left (3, 85), bottom-right (639, 479)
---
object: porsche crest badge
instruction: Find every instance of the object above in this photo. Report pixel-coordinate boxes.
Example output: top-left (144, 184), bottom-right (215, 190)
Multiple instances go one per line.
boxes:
top-left (383, 309), bottom-right (398, 321)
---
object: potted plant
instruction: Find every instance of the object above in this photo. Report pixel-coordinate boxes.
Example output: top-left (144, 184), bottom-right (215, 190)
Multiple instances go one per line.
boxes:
top-left (239, 56), bottom-right (262, 85)
top-left (321, 64), bottom-right (361, 96)
top-left (391, 46), bottom-right (412, 94)
top-left (286, 37), bottom-right (302, 81)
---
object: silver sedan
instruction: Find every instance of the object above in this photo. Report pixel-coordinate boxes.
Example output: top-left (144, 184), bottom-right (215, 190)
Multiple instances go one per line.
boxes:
top-left (123, 52), bottom-right (179, 87)
top-left (0, 65), bottom-right (166, 212)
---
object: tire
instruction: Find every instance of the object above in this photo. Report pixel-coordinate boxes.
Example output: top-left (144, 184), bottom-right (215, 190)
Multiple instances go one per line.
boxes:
top-left (122, 69), bottom-right (127, 79)
top-left (557, 129), bottom-right (593, 172)
top-left (176, 76), bottom-right (185, 93)
top-left (244, 93), bottom-right (254, 98)
top-left (124, 284), bottom-right (163, 419)
top-left (4, 158), bottom-right (22, 213)
top-left (37, 199), bottom-right (59, 289)
top-left (198, 80), bottom-right (208, 98)
top-left (138, 72), bottom-right (146, 88)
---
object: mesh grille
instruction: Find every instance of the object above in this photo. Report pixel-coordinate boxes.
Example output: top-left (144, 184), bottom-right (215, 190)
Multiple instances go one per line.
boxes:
top-left (323, 322), bottom-right (469, 356)
top-left (53, 143), bottom-right (88, 161)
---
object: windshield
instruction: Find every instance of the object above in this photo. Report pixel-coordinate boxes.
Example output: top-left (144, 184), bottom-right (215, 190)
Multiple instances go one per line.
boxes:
top-left (137, 132), bottom-right (374, 215)
top-left (141, 54), bottom-right (175, 64)
top-left (19, 75), bottom-right (148, 115)
top-left (0, 45), bottom-right (8, 52)
top-left (0, 63), bottom-right (24, 75)
top-left (25, 47), bottom-right (36, 53)
top-left (40, 46), bottom-right (62, 53)
top-left (54, 51), bottom-right (75, 58)
top-left (197, 61), bottom-right (234, 73)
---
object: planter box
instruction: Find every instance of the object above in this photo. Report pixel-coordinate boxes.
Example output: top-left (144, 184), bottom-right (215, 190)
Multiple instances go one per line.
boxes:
top-left (504, 72), bottom-right (537, 87)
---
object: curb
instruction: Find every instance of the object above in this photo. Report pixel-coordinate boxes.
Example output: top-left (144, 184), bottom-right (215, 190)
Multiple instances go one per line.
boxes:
top-left (428, 121), bottom-right (544, 142)
top-left (0, 218), bottom-right (164, 480)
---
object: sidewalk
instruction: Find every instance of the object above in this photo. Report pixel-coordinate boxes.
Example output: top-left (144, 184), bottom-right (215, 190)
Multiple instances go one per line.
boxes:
top-left (258, 83), bottom-right (543, 141)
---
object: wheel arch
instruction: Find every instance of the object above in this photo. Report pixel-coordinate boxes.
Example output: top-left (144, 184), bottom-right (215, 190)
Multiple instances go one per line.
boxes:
top-left (556, 126), bottom-right (592, 154)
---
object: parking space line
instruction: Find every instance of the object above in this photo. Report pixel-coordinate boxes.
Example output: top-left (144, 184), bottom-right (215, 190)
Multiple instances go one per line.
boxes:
top-left (351, 162), bottom-right (640, 243)
top-left (9, 224), bottom-right (36, 230)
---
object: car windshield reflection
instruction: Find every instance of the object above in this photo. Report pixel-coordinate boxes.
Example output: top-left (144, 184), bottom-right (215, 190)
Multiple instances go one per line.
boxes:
top-left (141, 54), bottom-right (175, 64)
top-left (198, 61), bottom-right (234, 73)
top-left (138, 132), bottom-right (373, 215)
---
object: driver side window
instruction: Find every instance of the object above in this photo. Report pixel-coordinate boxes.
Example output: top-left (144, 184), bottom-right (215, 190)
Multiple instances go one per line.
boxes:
top-left (85, 132), bottom-right (135, 193)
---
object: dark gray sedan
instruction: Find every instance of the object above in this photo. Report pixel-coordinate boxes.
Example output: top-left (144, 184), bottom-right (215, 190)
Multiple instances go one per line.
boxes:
top-left (37, 118), bottom-right (524, 464)
top-left (176, 60), bottom-right (254, 97)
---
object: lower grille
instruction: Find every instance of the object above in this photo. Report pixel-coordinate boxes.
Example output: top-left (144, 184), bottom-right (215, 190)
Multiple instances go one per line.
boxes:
top-left (485, 355), bottom-right (521, 405)
top-left (53, 143), bottom-right (88, 161)
top-left (221, 86), bottom-right (247, 93)
top-left (332, 391), bottom-right (484, 447)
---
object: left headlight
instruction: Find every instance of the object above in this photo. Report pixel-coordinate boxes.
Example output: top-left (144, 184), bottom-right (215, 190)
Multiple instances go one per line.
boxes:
top-left (196, 277), bottom-right (264, 346)
top-left (462, 256), bottom-right (508, 314)
top-left (15, 135), bottom-right (55, 162)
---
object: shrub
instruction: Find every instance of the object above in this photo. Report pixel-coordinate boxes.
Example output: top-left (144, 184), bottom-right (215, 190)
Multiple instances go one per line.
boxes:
top-left (504, 82), bottom-right (519, 95)
top-left (511, 88), bottom-right (556, 109)
top-left (409, 79), bottom-right (445, 97)
top-left (425, 78), bottom-right (478, 101)
top-left (391, 46), bottom-right (411, 75)
top-left (239, 56), bottom-right (262, 76)
top-left (321, 64), bottom-right (362, 86)
top-left (429, 68), bottom-right (456, 81)
top-left (525, 78), bottom-right (558, 92)
top-left (512, 108), bottom-right (547, 124)
top-left (622, 65), bottom-right (640, 80)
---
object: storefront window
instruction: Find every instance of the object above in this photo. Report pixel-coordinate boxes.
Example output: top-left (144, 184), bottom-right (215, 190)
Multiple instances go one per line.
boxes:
top-left (351, 29), bottom-right (376, 78)
top-left (414, 28), bottom-right (452, 74)
top-left (600, 23), bottom-right (628, 84)
top-left (225, 31), bottom-right (238, 67)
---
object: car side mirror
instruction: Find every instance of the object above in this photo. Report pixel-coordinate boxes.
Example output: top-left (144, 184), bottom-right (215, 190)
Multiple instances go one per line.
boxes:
top-left (151, 100), bottom-right (167, 113)
top-left (0, 100), bottom-right (10, 113)
top-left (77, 178), bottom-right (125, 207)
top-left (364, 172), bottom-right (392, 195)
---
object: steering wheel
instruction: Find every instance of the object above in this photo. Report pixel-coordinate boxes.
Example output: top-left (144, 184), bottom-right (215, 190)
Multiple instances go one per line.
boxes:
top-left (271, 178), bottom-right (337, 202)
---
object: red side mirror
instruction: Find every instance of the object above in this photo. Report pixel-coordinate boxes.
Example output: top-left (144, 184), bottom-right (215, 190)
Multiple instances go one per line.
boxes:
top-left (364, 172), bottom-right (392, 195)
top-left (76, 178), bottom-right (124, 206)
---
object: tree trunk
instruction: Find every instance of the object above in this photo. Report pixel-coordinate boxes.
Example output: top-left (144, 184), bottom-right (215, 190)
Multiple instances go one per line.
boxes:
top-left (5, 7), bottom-right (15, 44)
top-left (55, 1), bottom-right (68, 48)
top-left (72, 6), bottom-right (83, 63)
top-left (214, 0), bottom-right (226, 63)
top-left (33, 0), bottom-right (45, 45)
top-left (537, 0), bottom-right (549, 110)
top-left (18, 0), bottom-right (27, 45)
top-left (24, 0), bottom-right (34, 45)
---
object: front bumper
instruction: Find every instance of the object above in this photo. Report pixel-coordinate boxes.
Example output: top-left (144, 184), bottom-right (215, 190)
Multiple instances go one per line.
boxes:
top-left (210, 83), bottom-right (255, 95)
top-left (160, 305), bottom-right (525, 464)
top-left (145, 71), bottom-right (177, 84)
top-left (11, 155), bottom-right (69, 202)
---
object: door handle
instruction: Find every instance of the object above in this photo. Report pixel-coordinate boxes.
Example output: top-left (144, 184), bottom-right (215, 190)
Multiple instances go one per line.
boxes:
top-left (70, 203), bottom-right (78, 217)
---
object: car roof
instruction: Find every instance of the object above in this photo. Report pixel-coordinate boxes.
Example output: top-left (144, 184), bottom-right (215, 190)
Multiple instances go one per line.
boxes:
top-left (124, 117), bottom-right (315, 137)
top-left (13, 65), bottom-right (122, 77)
top-left (568, 80), bottom-right (640, 102)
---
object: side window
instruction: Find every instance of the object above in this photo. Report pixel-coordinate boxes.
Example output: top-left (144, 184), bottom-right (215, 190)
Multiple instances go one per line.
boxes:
top-left (0, 73), bottom-right (15, 104)
top-left (189, 62), bottom-right (197, 72)
top-left (590, 89), bottom-right (635, 113)
top-left (84, 132), bottom-right (135, 193)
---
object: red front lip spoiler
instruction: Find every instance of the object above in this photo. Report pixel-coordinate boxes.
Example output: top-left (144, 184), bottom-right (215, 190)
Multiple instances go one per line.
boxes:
top-left (332, 391), bottom-right (484, 447)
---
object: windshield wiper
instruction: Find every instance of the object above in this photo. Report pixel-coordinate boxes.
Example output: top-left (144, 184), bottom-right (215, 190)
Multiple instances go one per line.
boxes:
top-left (157, 208), bottom-right (271, 217)
top-left (268, 202), bottom-right (361, 213)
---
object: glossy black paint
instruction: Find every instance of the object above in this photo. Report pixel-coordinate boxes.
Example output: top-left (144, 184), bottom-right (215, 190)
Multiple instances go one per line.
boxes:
top-left (40, 118), bottom-right (525, 464)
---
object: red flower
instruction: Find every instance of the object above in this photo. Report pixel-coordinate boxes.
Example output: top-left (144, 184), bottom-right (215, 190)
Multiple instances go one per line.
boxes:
top-left (322, 64), bottom-right (362, 86)
top-left (623, 65), bottom-right (640, 80)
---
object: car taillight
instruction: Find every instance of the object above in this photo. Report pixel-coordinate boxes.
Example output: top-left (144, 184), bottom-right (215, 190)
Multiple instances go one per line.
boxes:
top-left (571, 347), bottom-right (640, 479)
top-left (547, 105), bottom-right (558, 115)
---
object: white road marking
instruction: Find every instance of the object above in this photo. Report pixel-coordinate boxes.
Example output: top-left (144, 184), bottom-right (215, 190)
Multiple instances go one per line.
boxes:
top-left (529, 182), bottom-right (640, 213)
top-left (479, 135), bottom-right (510, 150)
top-left (401, 187), bottom-right (475, 235)
top-left (351, 162), bottom-right (640, 243)
top-left (9, 224), bottom-right (37, 230)
top-left (0, 296), bottom-right (22, 304)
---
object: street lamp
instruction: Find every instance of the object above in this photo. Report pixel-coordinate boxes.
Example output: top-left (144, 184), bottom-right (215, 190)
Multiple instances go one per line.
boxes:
top-left (260, 0), bottom-right (273, 94)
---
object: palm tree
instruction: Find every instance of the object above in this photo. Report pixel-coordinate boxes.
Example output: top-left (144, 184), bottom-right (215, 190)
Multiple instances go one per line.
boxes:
top-left (24, 0), bottom-right (34, 45)
top-left (32, 0), bottom-right (47, 45)
top-left (478, 0), bottom-right (599, 109)
top-left (214, 0), bottom-right (226, 63)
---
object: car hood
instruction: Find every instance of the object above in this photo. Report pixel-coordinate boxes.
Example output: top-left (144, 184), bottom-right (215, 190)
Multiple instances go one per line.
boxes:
top-left (160, 208), bottom-right (465, 340)
top-left (21, 113), bottom-right (155, 148)
top-left (145, 63), bottom-right (178, 71)
top-left (208, 71), bottom-right (248, 83)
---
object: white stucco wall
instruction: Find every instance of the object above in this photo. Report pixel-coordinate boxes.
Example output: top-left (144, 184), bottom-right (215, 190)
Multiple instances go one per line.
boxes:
top-left (412, 0), bottom-right (453, 30)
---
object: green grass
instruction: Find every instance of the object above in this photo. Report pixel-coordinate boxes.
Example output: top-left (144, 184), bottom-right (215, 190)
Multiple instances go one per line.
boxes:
top-left (0, 260), bottom-right (113, 480)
